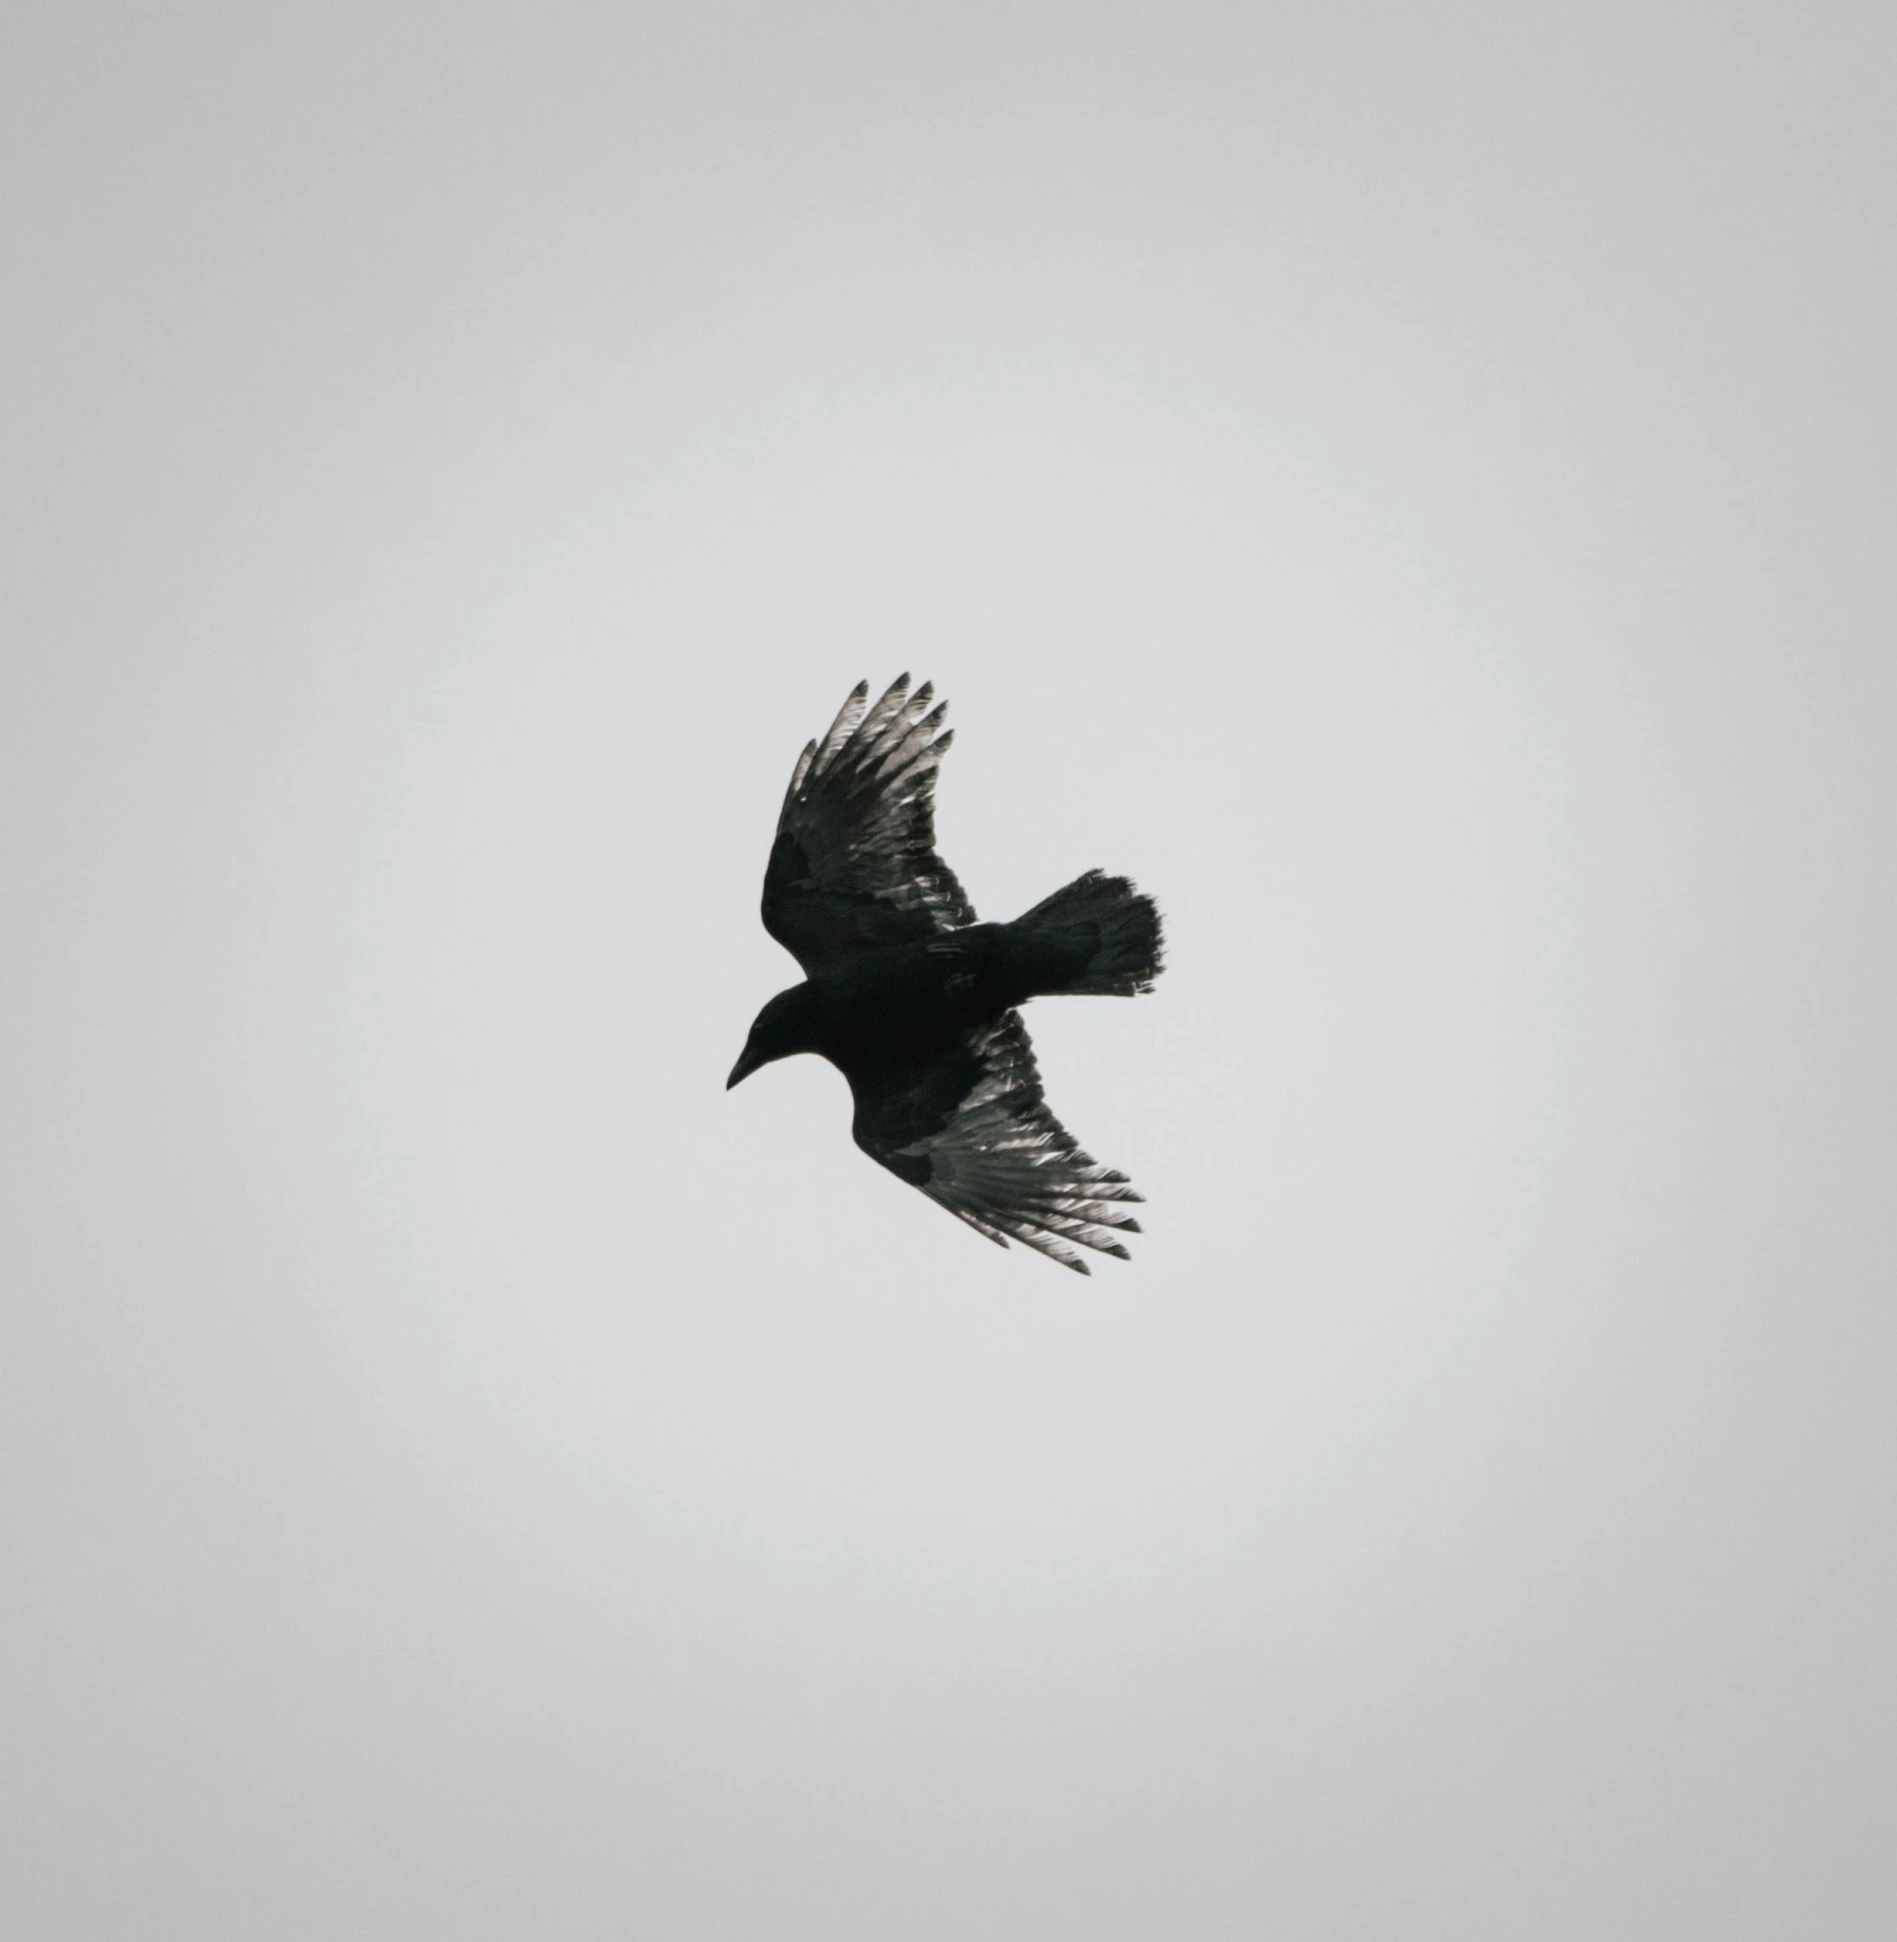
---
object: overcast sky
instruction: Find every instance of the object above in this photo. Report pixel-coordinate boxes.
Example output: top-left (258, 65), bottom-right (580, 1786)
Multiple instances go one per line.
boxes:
top-left (5, 2), bottom-right (1894, 1937)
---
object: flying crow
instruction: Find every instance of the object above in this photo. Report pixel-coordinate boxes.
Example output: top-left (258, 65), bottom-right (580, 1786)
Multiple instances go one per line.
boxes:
top-left (727, 675), bottom-right (1164, 1273)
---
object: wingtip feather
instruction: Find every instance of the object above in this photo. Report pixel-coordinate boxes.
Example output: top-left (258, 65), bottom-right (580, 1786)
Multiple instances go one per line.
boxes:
top-left (813, 681), bottom-right (872, 772)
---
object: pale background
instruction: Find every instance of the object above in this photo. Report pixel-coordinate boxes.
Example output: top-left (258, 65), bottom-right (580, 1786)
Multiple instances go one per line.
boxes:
top-left (4, 3), bottom-right (1893, 1937)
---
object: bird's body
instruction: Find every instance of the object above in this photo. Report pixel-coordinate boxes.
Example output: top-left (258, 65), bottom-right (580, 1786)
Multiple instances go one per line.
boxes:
top-left (768, 925), bottom-right (1081, 1070)
top-left (728, 676), bottom-right (1163, 1274)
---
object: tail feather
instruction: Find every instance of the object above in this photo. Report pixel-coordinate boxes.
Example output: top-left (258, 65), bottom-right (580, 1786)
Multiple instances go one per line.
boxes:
top-left (1016, 869), bottom-right (1164, 996)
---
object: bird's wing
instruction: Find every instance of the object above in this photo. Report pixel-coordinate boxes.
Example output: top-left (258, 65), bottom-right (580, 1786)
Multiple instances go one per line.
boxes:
top-left (851, 1011), bottom-right (1144, 1275)
top-left (762, 674), bottom-right (976, 974)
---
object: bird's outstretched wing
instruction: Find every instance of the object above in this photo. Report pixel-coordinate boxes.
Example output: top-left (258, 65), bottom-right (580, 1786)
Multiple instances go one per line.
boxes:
top-left (851, 1011), bottom-right (1144, 1274)
top-left (762, 674), bottom-right (976, 974)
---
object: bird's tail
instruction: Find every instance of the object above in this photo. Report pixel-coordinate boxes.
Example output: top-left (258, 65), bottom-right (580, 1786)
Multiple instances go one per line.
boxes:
top-left (1014, 870), bottom-right (1164, 997)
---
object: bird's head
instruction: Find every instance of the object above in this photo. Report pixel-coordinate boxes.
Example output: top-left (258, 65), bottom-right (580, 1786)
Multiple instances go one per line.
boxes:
top-left (727, 985), bottom-right (818, 1090)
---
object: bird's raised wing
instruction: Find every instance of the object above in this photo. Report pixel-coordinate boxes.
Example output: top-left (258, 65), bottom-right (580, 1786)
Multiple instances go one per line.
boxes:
top-left (851, 1011), bottom-right (1144, 1274)
top-left (762, 675), bottom-right (976, 974)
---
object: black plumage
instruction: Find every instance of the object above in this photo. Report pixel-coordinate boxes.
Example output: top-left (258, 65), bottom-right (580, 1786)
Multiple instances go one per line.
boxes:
top-left (727, 675), bottom-right (1164, 1274)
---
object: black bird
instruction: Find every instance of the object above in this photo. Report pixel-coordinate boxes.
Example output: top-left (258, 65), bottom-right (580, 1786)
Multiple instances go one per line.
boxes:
top-left (727, 675), bottom-right (1164, 1273)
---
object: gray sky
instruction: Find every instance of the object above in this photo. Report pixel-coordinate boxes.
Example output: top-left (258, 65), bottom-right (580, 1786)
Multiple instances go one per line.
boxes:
top-left (5, 2), bottom-right (1894, 1936)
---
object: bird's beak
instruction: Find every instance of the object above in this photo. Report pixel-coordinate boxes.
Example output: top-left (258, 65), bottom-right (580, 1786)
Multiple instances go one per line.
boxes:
top-left (726, 1044), bottom-right (763, 1090)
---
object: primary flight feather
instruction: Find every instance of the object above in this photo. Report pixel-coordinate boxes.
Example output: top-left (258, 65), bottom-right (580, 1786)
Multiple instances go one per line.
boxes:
top-left (728, 675), bottom-right (1164, 1274)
